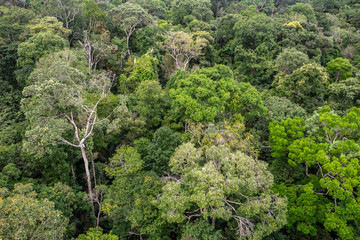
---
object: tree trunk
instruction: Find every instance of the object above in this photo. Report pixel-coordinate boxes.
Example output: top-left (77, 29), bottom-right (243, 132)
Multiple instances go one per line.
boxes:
top-left (126, 35), bottom-right (131, 55)
top-left (80, 144), bottom-right (95, 215)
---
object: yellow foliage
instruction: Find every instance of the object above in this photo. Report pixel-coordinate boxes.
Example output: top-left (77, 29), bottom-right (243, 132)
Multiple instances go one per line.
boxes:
top-left (284, 21), bottom-right (304, 30)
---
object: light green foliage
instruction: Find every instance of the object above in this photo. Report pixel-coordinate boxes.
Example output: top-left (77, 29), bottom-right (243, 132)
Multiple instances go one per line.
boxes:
top-left (0, 183), bottom-right (68, 239)
top-left (326, 57), bottom-right (353, 83)
top-left (168, 65), bottom-right (266, 125)
top-left (17, 31), bottom-right (69, 66)
top-left (161, 30), bottom-right (212, 70)
top-left (275, 183), bottom-right (330, 236)
top-left (16, 17), bottom-right (71, 86)
top-left (27, 48), bottom-right (88, 85)
top-left (275, 48), bottom-right (310, 74)
top-left (185, 117), bottom-right (259, 158)
top-left (269, 107), bottom-right (360, 239)
top-left (21, 55), bottom-right (86, 156)
top-left (268, 117), bottom-right (306, 183)
top-left (168, 65), bottom-right (233, 123)
top-left (119, 54), bottom-right (159, 93)
top-left (75, 227), bottom-right (118, 240)
top-left (105, 146), bottom-right (143, 178)
top-left (24, 16), bottom-right (72, 38)
top-left (0, 6), bottom-right (35, 25)
top-left (273, 63), bottom-right (329, 112)
top-left (158, 143), bottom-right (287, 239)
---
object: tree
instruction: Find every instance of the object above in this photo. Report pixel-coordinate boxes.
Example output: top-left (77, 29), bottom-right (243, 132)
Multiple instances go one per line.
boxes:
top-left (269, 107), bottom-right (360, 239)
top-left (21, 50), bottom-right (114, 211)
top-left (0, 183), bottom-right (68, 239)
top-left (275, 48), bottom-right (310, 74)
top-left (232, 13), bottom-right (281, 86)
top-left (75, 228), bottom-right (118, 240)
top-left (141, 126), bottom-right (182, 175)
top-left (131, 80), bottom-right (170, 130)
top-left (327, 77), bottom-right (360, 111)
top-left (169, 0), bottom-right (214, 25)
top-left (241, 0), bottom-right (275, 13)
top-left (326, 57), bottom-right (353, 83)
top-left (16, 17), bottom-right (71, 87)
top-left (38, 182), bottom-right (93, 236)
top-left (272, 63), bottom-right (329, 112)
top-left (185, 117), bottom-right (259, 158)
top-left (103, 146), bottom-right (168, 239)
top-left (42, 0), bottom-right (83, 28)
top-left (79, 30), bottom-right (117, 71)
top-left (168, 65), bottom-right (266, 126)
top-left (234, 13), bottom-right (280, 50)
top-left (158, 143), bottom-right (287, 239)
top-left (110, 2), bottom-right (152, 55)
top-left (119, 53), bottom-right (159, 94)
top-left (81, 0), bottom-right (105, 30)
top-left (289, 3), bottom-right (316, 22)
top-left (160, 31), bottom-right (210, 70)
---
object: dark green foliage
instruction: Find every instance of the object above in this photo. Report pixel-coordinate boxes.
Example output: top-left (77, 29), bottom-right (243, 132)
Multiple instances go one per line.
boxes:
top-left (2, 0), bottom-right (360, 239)
top-left (143, 126), bottom-right (182, 175)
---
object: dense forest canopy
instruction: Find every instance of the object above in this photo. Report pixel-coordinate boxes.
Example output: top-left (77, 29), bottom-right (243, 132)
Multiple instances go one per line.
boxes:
top-left (1, 0), bottom-right (360, 239)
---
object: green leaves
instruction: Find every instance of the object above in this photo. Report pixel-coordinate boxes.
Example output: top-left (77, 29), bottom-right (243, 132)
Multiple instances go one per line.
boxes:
top-left (168, 65), bottom-right (266, 125)
top-left (159, 143), bottom-right (287, 239)
top-left (270, 107), bottom-right (360, 239)
top-left (0, 183), bottom-right (68, 239)
top-left (272, 63), bottom-right (329, 112)
top-left (326, 57), bottom-right (353, 83)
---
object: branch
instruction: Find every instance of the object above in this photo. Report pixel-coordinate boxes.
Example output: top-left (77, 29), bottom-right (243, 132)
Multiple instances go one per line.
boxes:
top-left (64, 112), bottom-right (80, 142)
top-left (59, 137), bottom-right (80, 148)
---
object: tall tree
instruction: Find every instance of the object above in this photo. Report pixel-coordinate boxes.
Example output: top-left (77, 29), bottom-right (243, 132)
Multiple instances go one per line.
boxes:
top-left (21, 50), bottom-right (114, 211)
top-left (160, 31), bottom-right (210, 70)
top-left (158, 143), bottom-right (287, 239)
top-left (110, 2), bottom-right (152, 55)
top-left (44, 0), bottom-right (83, 29)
